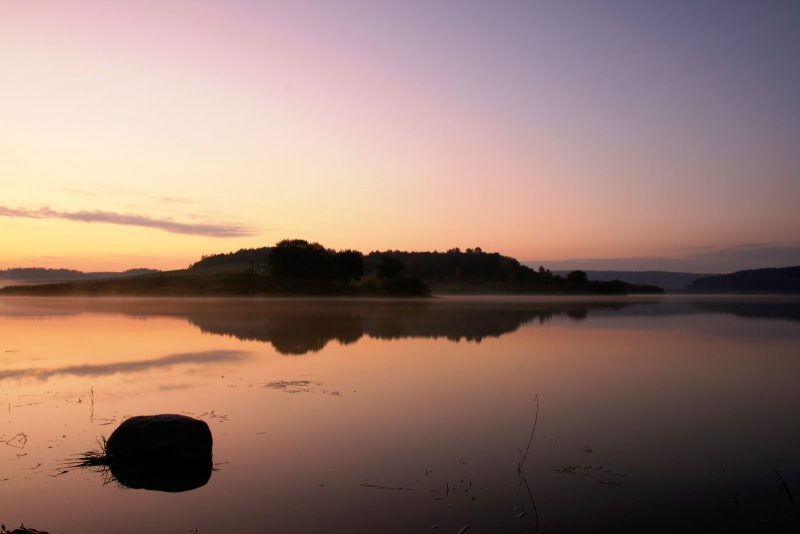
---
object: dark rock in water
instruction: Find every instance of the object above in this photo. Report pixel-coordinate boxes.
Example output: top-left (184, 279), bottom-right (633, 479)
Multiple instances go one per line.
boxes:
top-left (106, 414), bottom-right (212, 463)
top-left (4, 527), bottom-right (50, 534)
top-left (103, 414), bottom-right (213, 492)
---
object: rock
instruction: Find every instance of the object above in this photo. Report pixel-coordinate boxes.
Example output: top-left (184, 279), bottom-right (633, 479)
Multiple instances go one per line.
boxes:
top-left (106, 414), bottom-right (212, 463)
top-left (103, 414), bottom-right (213, 492)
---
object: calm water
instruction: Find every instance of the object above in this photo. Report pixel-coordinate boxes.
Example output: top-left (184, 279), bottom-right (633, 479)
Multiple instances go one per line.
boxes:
top-left (1, 295), bottom-right (799, 533)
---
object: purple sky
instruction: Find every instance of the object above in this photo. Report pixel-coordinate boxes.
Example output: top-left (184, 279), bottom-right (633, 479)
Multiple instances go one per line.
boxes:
top-left (2, 1), bottom-right (799, 272)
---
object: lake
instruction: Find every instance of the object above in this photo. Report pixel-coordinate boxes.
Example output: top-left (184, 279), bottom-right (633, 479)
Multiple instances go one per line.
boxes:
top-left (1, 295), bottom-right (799, 533)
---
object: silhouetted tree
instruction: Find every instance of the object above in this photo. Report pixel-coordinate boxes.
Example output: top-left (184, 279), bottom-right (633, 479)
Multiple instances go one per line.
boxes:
top-left (331, 250), bottom-right (364, 281)
top-left (566, 270), bottom-right (588, 287)
top-left (376, 256), bottom-right (404, 279)
top-left (268, 239), bottom-right (332, 280)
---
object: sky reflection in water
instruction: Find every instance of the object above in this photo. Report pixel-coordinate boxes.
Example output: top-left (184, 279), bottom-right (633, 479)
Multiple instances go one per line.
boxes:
top-left (0, 296), bottom-right (799, 533)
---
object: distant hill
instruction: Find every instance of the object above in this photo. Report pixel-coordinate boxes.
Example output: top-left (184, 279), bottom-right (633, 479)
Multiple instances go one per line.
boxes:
top-left (0, 267), bottom-right (158, 284)
top-left (552, 270), bottom-right (716, 293)
top-left (687, 266), bottom-right (800, 294)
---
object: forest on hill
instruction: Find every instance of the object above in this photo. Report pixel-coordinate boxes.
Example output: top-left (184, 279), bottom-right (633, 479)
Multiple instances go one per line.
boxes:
top-left (190, 241), bottom-right (664, 295)
top-left (687, 265), bottom-right (800, 294)
top-left (0, 267), bottom-right (157, 281)
top-left (552, 270), bottom-right (715, 293)
top-left (1, 240), bottom-right (667, 297)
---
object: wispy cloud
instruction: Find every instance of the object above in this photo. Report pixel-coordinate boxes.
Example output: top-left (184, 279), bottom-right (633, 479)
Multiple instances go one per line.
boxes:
top-left (0, 205), bottom-right (254, 237)
top-left (62, 186), bottom-right (201, 206)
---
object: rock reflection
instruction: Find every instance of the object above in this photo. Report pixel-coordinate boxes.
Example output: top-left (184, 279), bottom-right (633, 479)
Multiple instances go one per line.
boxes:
top-left (70, 414), bottom-right (213, 493)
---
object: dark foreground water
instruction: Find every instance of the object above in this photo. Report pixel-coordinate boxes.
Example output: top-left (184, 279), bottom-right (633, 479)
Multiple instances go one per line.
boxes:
top-left (1, 295), bottom-right (799, 533)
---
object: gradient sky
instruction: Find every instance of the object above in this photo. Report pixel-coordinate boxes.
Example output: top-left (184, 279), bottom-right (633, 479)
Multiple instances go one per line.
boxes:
top-left (2, 1), bottom-right (799, 272)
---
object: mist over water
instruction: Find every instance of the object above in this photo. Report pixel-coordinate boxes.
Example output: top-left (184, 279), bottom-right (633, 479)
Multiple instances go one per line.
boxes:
top-left (1, 296), bottom-right (798, 533)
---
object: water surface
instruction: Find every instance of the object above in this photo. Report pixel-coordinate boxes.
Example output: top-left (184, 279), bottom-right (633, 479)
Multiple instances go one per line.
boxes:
top-left (1, 296), bottom-right (799, 533)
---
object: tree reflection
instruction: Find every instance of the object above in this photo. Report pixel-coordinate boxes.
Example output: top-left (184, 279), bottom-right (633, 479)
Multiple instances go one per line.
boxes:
top-left (8, 296), bottom-right (758, 356)
top-left (181, 299), bottom-right (641, 355)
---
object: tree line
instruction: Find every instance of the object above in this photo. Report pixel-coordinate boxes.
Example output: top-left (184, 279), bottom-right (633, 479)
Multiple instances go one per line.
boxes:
top-left (190, 241), bottom-right (663, 295)
top-left (688, 266), bottom-right (800, 294)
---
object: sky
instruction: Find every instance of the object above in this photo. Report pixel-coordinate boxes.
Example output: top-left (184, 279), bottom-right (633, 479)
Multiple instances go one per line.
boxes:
top-left (2, 0), bottom-right (799, 273)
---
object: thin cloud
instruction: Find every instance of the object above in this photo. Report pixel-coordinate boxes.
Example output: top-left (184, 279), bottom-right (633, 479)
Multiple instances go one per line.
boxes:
top-left (0, 205), bottom-right (254, 237)
top-left (62, 186), bottom-right (202, 206)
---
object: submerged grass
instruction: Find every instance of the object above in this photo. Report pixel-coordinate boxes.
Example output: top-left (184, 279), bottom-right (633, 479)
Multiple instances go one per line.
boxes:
top-left (64, 436), bottom-right (108, 469)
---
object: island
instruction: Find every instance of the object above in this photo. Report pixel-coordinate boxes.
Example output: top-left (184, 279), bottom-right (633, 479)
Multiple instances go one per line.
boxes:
top-left (0, 239), bottom-right (665, 297)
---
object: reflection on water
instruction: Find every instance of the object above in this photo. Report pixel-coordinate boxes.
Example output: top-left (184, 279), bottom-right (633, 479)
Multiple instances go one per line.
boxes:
top-left (5, 296), bottom-right (799, 356)
top-left (183, 298), bottom-right (649, 354)
top-left (690, 297), bottom-right (800, 322)
top-left (0, 296), bottom-right (799, 533)
top-left (104, 454), bottom-right (212, 493)
top-left (1, 296), bottom-right (665, 355)
top-left (0, 350), bottom-right (249, 382)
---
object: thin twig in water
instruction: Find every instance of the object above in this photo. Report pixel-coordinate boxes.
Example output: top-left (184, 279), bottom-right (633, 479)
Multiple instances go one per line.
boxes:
top-left (720, 464), bottom-right (739, 505)
top-left (5, 433), bottom-right (27, 449)
top-left (775, 469), bottom-right (800, 527)
top-left (359, 482), bottom-right (412, 491)
top-left (518, 470), bottom-right (540, 529)
top-left (516, 394), bottom-right (540, 532)
top-left (518, 394), bottom-right (539, 473)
